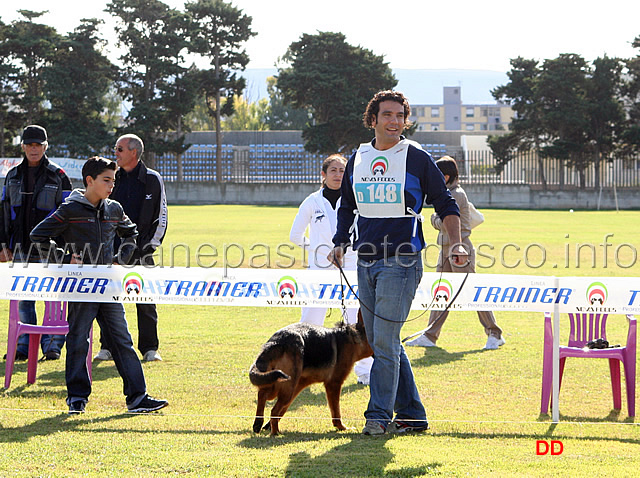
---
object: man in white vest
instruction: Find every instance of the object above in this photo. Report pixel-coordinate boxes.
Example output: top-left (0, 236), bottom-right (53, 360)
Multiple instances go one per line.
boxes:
top-left (329, 90), bottom-right (468, 436)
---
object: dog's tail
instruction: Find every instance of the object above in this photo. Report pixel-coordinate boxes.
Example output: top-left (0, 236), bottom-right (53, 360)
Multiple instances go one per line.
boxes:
top-left (249, 363), bottom-right (290, 386)
top-left (249, 345), bottom-right (291, 386)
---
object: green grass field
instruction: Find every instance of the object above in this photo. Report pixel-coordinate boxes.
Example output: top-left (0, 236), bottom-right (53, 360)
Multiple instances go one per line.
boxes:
top-left (1, 206), bottom-right (639, 477)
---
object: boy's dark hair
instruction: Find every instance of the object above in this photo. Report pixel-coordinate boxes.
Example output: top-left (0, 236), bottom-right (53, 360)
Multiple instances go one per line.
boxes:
top-left (363, 90), bottom-right (412, 129)
top-left (435, 156), bottom-right (459, 185)
top-left (82, 156), bottom-right (116, 187)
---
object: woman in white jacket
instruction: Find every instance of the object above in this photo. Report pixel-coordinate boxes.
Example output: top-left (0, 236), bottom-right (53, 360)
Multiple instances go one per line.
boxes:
top-left (289, 154), bottom-right (373, 384)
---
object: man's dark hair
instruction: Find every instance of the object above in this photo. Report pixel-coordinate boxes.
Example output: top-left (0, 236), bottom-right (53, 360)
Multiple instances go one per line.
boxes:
top-left (435, 156), bottom-right (459, 185)
top-left (363, 90), bottom-right (412, 129)
top-left (82, 156), bottom-right (116, 187)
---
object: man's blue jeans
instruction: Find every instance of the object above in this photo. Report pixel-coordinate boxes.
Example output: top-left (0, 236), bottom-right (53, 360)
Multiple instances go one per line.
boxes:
top-left (66, 302), bottom-right (146, 409)
top-left (357, 253), bottom-right (427, 428)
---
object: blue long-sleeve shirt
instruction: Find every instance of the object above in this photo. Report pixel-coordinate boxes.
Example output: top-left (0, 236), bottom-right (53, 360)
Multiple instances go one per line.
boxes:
top-left (333, 139), bottom-right (459, 261)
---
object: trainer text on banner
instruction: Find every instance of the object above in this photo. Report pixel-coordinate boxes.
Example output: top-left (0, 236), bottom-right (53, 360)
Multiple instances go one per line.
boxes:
top-left (1, 264), bottom-right (639, 314)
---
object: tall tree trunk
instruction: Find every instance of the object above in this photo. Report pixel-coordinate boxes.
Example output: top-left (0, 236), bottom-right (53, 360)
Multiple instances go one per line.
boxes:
top-left (177, 116), bottom-right (183, 182)
top-left (147, 152), bottom-right (157, 170)
top-left (176, 152), bottom-right (183, 182)
top-left (594, 151), bottom-right (601, 190)
top-left (215, 89), bottom-right (221, 183)
top-left (537, 154), bottom-right (547, 190)
top-left (214, 44), bottom-right (222, 184)
top-left (0, 114), bottom-right (5, 157)
top-left (534, 141), bottom-right (547, 190)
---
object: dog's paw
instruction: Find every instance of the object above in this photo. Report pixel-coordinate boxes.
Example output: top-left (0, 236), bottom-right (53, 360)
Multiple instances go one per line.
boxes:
top-left (252, 418), bottom-right (264, 433)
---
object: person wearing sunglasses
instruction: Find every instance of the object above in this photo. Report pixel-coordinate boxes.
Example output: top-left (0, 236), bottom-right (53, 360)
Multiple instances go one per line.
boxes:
top-left (93, 134), bottom-right (168, 363)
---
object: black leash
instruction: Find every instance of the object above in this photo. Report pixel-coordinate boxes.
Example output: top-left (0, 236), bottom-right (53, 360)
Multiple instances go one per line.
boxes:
top-left (339, 267), bottom-right (348, 320)
top-left (401, 261), bottom-right (470, 343)
top-left (334, 255), bottom-right (469, 326)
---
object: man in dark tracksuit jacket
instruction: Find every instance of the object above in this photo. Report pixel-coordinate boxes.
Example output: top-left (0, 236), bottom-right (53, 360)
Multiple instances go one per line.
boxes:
top-left (94, 133), bottom-right (168, 362)
top-left (0, 125), bottom-right (72, 360)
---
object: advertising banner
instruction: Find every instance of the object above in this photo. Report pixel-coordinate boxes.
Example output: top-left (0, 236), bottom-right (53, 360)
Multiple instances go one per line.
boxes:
top-left (1, 158), bottom-right (85, 179)
top-left (2, 264), bottom-right (639, 315)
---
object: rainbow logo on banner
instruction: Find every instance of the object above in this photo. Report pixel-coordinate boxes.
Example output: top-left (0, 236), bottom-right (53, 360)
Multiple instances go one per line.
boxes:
top-left (370, 156), bottom-right (388, 176)
top-left (277, 276), bottom-right (298, 298)
top-left (123, 272), bottom-right (144, 295)
top-left (431, 278), bottom-right (453, 303)
top-left (586, 281), bottom-right (608, 305)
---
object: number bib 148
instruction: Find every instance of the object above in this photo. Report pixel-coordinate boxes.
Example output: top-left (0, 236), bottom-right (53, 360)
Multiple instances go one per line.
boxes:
top-left (354, 183), bottom-right (400, 204)
top-left (352, 141), bottom-right (409, 218)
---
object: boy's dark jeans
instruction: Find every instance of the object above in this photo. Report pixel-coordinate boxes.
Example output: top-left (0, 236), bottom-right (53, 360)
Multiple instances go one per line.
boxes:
top-left (66, 302), bottom-right (146, 408)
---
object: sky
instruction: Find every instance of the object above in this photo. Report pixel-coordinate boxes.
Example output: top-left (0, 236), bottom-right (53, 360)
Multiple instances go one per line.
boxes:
top-left (2, 0), bottom-right (638, 73)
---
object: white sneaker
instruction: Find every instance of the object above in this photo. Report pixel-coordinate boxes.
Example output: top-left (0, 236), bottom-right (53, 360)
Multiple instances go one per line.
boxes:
top-left (484, 336), bottom-right (506, 350)
top-left (142, 350), bottom-right (162, 362)
top-left (357, 374), bottom-right (370, 385)
top-left (362, 420), bottom-right (386, 435)
top-left (405, 335), bottom-right (436, 347)
top-left (94, 349), bottom-right (113, 361)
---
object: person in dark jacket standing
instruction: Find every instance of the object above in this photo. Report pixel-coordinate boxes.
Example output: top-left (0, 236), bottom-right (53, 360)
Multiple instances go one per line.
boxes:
top-left (0, 125), bottom-right (72, 361)
top-left (93, 134), bottom-right (168, 362)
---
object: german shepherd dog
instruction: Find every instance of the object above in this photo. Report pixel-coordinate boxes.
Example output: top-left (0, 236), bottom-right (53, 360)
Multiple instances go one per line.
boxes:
top-left (249, 310), bottom-right (373, 435)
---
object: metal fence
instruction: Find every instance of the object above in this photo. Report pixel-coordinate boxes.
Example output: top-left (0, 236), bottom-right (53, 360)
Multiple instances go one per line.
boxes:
top-left (152, 144), bottom-right (640, 189)
top-left (458, 150), bottom-right (640, 189)
top-left (153, 144), bottom-right (320, 182)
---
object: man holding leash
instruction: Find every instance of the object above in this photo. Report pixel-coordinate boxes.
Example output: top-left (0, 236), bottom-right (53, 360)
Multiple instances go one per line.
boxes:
top-left (329, 90), bottom-right (467, 435)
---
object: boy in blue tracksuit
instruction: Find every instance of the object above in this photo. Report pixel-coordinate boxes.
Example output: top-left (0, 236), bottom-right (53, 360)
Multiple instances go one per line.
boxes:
top-left (330, 90), bottom-right (468, 435)
top-left (30, 157), bottom-right (168, 414)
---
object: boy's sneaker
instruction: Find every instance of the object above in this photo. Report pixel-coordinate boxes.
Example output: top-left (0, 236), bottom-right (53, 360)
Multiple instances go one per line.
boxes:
top-left (405, 335), bottom-right (436, 347)
top-left (484, 336), bottom-right (506, 350)
top-left (362, 420), bottom-right (386, 436)
top-left (387, 420), bottom-right (429, 434)
top-left (128, 395), bottom-right (168, 413)
top-left (94, 349), bottom-right (113, 361)
top-left (142, 350), bottom-right (162, 362)
top-left (68, 400), bottom-right (86, 415)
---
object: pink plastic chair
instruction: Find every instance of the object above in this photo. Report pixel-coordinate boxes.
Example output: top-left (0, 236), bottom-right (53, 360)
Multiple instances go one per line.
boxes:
top-left (4, 300), bottom-right (93, 389)
top-left (541, 312), bottom-right (636, 417)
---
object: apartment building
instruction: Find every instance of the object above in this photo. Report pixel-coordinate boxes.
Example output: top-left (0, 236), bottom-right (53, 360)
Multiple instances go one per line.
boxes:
top-left (410, 86), bottom-right (513, 132)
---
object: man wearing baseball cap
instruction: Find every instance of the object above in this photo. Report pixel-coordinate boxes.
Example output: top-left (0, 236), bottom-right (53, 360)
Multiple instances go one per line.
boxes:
top-left (0, 124), bottom-right (72, 360)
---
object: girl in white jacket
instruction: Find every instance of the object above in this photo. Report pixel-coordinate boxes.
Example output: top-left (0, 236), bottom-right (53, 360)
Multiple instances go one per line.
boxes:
top-left (289, 154), bottom-right (373, 383)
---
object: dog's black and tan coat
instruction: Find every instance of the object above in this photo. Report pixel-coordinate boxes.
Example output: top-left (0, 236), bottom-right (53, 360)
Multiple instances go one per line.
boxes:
top-left (249, 310), bottom-right (373, 435)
